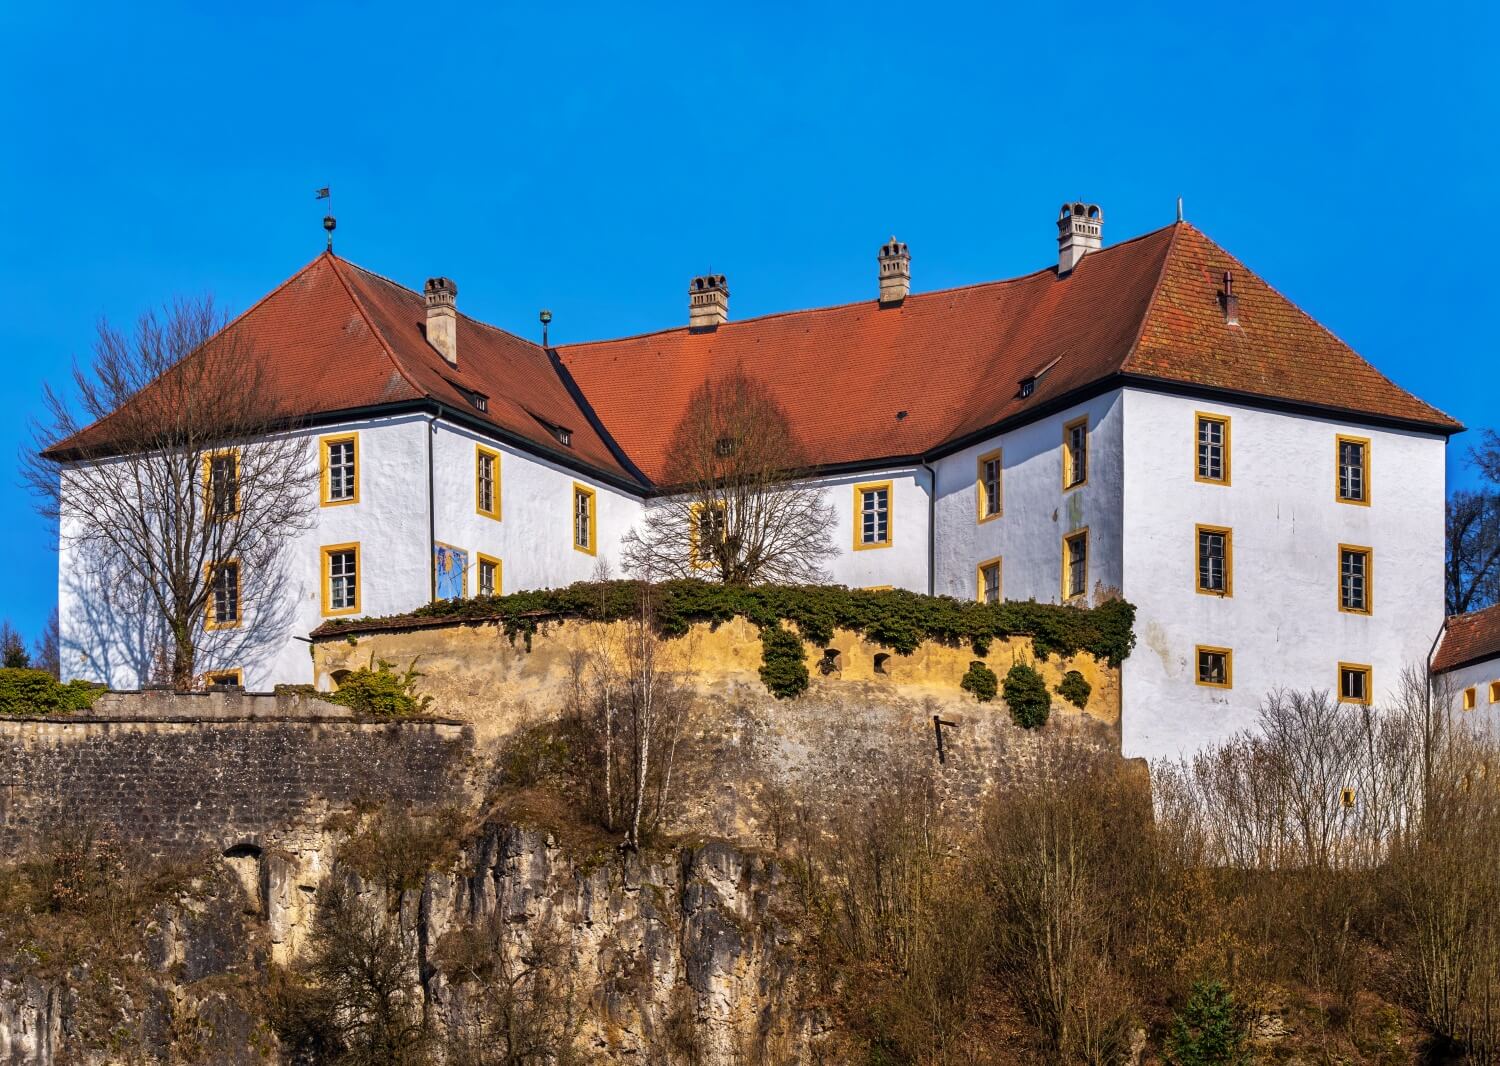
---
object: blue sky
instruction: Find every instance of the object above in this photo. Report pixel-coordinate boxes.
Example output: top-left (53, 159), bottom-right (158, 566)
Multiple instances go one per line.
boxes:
top-left (1, 2), bottom-right (1495, 641)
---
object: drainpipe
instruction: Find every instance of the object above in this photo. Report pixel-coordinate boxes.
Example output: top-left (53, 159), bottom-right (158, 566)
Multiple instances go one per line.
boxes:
top-left (919, 460), bottom-right (937, 596)
top-left (427, 413), bottom-right (438, 602)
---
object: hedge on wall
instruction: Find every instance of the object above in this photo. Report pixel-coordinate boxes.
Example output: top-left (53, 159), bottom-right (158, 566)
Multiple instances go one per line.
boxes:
top-left (313, 580), bottom-right (1136, 700)
top-left (0, 669), bottom-right (105, 717)
top-left (758, 625), bottom-right (810, 699)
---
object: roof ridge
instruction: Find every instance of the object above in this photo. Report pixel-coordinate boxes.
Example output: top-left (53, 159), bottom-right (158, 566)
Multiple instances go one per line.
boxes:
top-left (559, 224), bottom-right (1183, 352)
top-left (326, 256), bottom-right (428, 400)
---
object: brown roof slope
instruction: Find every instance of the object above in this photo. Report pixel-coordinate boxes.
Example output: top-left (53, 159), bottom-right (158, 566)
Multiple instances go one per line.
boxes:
top-left (1433, 604), bottom-right (1500, 673)
top-left (52, 253), bottom-right (635, 482)
top-left (1129, 226), bottom-right (1459, 429)
top-left (559, 223), bottom-right (1458, 484)
top-left (557, 226), bottom-right (1177, 483)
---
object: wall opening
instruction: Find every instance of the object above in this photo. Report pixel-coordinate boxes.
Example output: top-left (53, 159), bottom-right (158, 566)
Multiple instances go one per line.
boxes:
top-left (874, 653), bottom-right (891, 675)
top-left (818, 648), bottom-right (841, 676)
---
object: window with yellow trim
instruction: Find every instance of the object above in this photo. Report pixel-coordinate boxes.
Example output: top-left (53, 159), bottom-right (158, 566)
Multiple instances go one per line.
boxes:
top-left (1063, 416), bottom-right (1088, 489)
top-left (1338, 545), bottom-right (1372, 614)
top-left (690, 501), bottom-right (726, 569)
top-left (1196, 525), bottom-right (1232, 596)
top-left (977, 449), bottom-right (1002, 521)
top-left (1464, 686), bottom-right (1478, 711)
top-left (862, 585), bottom-right (893, 592)
top-left (853, 482), bottom-right (892, 549)
top-left (203, 448), bottom-right (240, 521)
top-left (1196, 646), bottom-right (1232, 688)
top-left (476, 553), bottom-right (501, 597)
top-left (1490, 681), bottom-right (1500, 704)
top-left (1195, 413), bottom-right (1230, 484)
top-left (476, 445), bottom-right (501, 520)
top-left (320, 433), bottom-right (359, 506)
top-left (206, 560), bottom-right (240, 630)
top-left (977, 557), bottom-right (1002, 604)
top-left (572, 484), bottom-right (597, 555)
top-left (1062, 528), bottom-right (1088, 600)
top-left (1337, 435), bottom-right (1370, 505)
top-left (322, 543), bottom-right (360, 616)
top-left (206, 669), bottom-right (243, 687)
top-left (1338, 662), bottom-right (1372, 705)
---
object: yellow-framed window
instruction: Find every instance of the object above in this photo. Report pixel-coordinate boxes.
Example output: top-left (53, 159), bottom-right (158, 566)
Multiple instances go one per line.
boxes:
top-left (1195, 525), bottom-right (1232, 597)
top-left (1338, 544), bottom-right (1373, 614)
top-left (320, 433), bottom-right (360, 507)
top-left (853, 481), bottom-right (893, 549)
top-left (1338, 662), bottom-right (1372, 705)
top-left (204, 559), bottom-right (241, 630)
top-left (690, 500), bottom-right (726, 569)
top-left (476, 553), bottom-right (502, 597)
top-left (1194, 412), bottom-right (1231, 485)
top-left (1336, 435), bottom-right (1370, 505)
top-left (475, 445), bottom-right (501, 520)
top-left (862, 585), bottom-right (894, 592)
top-left (322, 542), bottom-right (361, 617)
top-left (1195, 645), bottom-right (1232, 688)
top-left (1062, 528), bottom-right (1089, 601)
top-left (1491, 680), bottom-right (1500, 704)
top-left (202, 448), bottom-right (240, 521)
top-left (977, 557), bottom-right (1002, 604)
top-left (206, 669), bottom-right (243, 687)
top-left (1464, 687), bottom-right (1478, 711)
top-left (1062, 415), bottom-right (1089, 489)
top-left (977, 449), bottom-right (1003, 522)
top-left (572, 483), bottom-right (597, 555)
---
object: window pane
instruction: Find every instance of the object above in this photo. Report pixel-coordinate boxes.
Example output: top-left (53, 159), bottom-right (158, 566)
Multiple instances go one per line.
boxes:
top-left (479, 560), bottom-right (496, 597)
top-left (1339, 441), bottom-right (1366, 501)
top-left (328, 440), bottom-right (356, 501)
top-left (1198, 530), bottom-right (1227, 593)
top-left (981, 563), bottom-right (1000, 604)
top-left (1066, 423), bottom-right (1088, 486)
top-left (861, 488), bottom-right (889, 544)
top-left (1197, 419), bottom-right (1224, 481)
top-left (981, 458), bottom-right (1001, 517)
top-left (1340, 550), bottom-right (1367, 611)
top-left (478, 453), bottom-right (495, 513)
top-left (1067, 534), bottom-right (1087, 597)
top-left (574, 490), bottom-right (591, 547)
top-left (329, 550), bottom-right (356, 610)
top-left (1341, 667), bottom-right (1367, 703)
top-left (1198, 650), bottom-right (1227, 685)
top-left (213, 563), bottom-right (239, 624)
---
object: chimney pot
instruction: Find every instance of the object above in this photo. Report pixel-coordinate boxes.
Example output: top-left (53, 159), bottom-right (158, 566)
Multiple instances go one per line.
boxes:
top-left (1221, 271), bottom-right (1240, 326)
top-left (877, 237), bottom-right (911, 305)
top-left (1057, 202), bottom-right (1103, 275)
top-left (424, 277), bottom-right (459, 366)
top-left (688, 274), bottom-right (729, 330)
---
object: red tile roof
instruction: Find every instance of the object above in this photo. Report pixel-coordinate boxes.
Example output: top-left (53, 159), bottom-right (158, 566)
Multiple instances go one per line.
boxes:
top-left (1432, 604), bottom-right (1500, 673)
top-left (52, 223), bottom-right (1459, 488)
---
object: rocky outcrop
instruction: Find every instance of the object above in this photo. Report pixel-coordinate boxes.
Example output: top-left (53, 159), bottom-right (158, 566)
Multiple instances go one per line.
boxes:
top-left (0, 822), bottom-right (820, 1065)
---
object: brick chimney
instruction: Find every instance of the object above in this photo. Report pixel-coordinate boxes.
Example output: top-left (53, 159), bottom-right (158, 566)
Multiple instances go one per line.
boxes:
top-left (424, 277), bottom-right (458, 366)
top-left (1057, 202), bottom-right (1103, 275)
top-left (1220, 271), bottom-right (1239, 326)
top-left (688, 274), bottom-right (729, 330)
top-left (877, 237), bottom-right (911, 305)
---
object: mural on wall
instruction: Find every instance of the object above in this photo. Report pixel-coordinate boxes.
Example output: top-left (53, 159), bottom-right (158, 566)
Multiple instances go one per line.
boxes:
top-left (434, 544), bottom-right (469, 600)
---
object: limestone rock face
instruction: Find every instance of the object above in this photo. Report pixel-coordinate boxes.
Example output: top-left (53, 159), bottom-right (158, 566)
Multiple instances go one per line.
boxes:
top-left (0, 823), bottom-right (819, 1065)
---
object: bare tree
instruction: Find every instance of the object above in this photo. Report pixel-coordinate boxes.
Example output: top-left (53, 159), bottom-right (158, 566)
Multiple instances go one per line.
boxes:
top-left (26, 297), bottom-right (317, 688)
top-left (32, 609), bottom-right (59, 678)
top-left (621, 370), bottom-right (835, 585)
top-left (568, 587), bottom-right (692, 848)
top-left (1447, 488), bottom-right (1500, 615)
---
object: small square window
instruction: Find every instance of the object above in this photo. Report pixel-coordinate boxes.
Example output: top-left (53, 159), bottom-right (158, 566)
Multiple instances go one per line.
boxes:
top-left (477, 555), bottom-right (501, 598)
top-left (1340, 787), bottom-right (1356, 809)
top-left (1338, 663), bottom-right (1372, 705)
top-left (978, 558), bottom-right (1002, 604)
top-left (1196, 646), bottom-right (1232, 688)
top-left (206, 669), bottom-right (243, 688)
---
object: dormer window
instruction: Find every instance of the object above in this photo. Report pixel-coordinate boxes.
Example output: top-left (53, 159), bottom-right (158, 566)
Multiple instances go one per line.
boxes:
top-left (715, 436), bottom-right (737, 457)
top-left (448, 380), bottom-right (489, 413)
top-left (1019, 378), bottom-right (1036, 399)
top-left (553, 426), bottom-right (572, 447)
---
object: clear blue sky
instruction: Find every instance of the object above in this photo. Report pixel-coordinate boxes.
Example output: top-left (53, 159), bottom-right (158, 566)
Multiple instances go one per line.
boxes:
top-left (1, 2), bottom-right (1495, 641)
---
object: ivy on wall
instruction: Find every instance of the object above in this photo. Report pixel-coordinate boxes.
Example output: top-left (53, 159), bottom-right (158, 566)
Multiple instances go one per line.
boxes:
top-left (313, 580), bottom-right (1136, 701)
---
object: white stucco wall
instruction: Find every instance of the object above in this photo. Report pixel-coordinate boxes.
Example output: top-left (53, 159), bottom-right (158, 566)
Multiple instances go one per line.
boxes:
top-left (1436, 657), bottom-right (1500, 721)
top-left (1119, 388), bottom-right (1447, 761)
top-left (932, 391), bottom-right (1125, 604)
top-left (811, 467), bottom-right (931, 592)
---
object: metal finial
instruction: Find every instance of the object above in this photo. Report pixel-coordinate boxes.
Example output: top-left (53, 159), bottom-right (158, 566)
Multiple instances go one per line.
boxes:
top-left (540, 309), bottom-right (552, 347)
top-left (1176, 196), bottom-right (1184, 223)
top-left (316, 186), bottom-right (335, 251)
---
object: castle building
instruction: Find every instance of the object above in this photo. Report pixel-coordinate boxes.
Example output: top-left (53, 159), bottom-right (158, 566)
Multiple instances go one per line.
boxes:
top-left (1433, 605), bottom-right (1500, 716)
top-left (53, 206), bottom-right (1461, 760)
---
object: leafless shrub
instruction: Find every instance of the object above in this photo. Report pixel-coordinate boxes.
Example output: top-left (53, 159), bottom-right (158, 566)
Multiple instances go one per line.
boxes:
top-left (621, 369), bottom-right (836, 585)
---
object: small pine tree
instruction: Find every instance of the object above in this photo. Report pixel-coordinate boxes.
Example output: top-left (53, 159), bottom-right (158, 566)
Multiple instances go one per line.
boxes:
top-left (1167, 980), bottom-right (1248, 1066)
top-left (960, 660), bottom-right (998, 702)
top-left (0, 621), bottom-right (29, 669)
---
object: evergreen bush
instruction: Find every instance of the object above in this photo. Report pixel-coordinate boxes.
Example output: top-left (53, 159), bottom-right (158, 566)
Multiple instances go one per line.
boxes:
top-left (959, 661), bottom-right (998, 702)
top-left (0, 668), bottom-right (104, 717)
top-left (1167, 980), bottom-right (1248, 1066)
top-left (758, 624), bottom-right (809, 699)
top-left (1002, 662), bottom-right (1050, 729)
top-left (1057, 669), bottom-right (1092, 709)
top-left (323, 656), bottom-right (432, 717)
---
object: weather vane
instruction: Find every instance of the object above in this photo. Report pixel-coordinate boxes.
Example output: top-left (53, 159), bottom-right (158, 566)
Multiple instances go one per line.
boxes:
top-left (316, 186), bottom-right (335, 251)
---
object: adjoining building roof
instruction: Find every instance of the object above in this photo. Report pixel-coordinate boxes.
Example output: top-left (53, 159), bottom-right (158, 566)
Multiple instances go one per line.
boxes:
top-left (50, 221), bottom-right (1460, 489)
top-left (1432, 604), bottom-right (1500, 673)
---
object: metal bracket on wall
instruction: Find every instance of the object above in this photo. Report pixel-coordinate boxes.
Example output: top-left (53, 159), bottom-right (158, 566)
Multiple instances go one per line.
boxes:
top-left (932, 716), bottom-right (957, 764)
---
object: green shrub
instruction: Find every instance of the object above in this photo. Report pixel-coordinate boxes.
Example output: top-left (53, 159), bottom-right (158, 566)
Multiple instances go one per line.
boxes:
top-left (0, 668), bottom-right (103, 717)
top-left (1002, 663), bottom-right (1050, 729)
top-left (1167, 980), bottom-right (1248, 1066)
top-left (759, 624), bottom-right (809, 699)
top-left (324, 656), bottom-right (432, 717)
top-left (1057, 669), bottom-right (1092, 709)
top-left (959, 661), bottom-right (998, 702)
